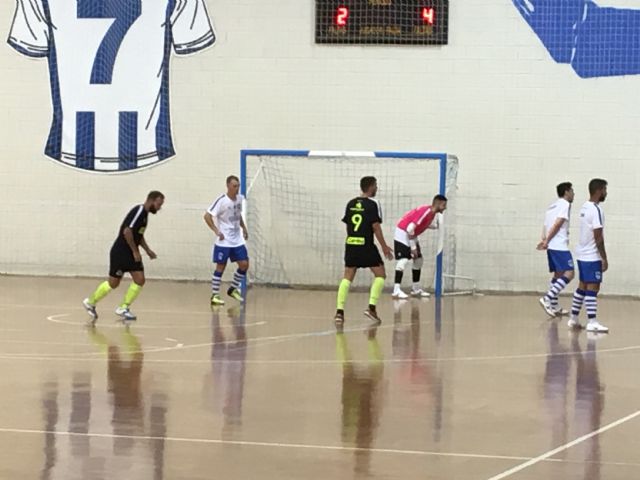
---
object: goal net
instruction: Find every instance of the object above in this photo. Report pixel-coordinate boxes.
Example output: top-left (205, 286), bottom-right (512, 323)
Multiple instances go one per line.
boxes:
top-left (241, 150), bottom-right (465, 296)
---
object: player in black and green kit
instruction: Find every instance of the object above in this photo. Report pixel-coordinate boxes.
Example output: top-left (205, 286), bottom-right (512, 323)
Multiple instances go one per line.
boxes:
top-left (83, 191), bottom-right (165, 324)
top-left (335, 176), bottom-right (393, 327)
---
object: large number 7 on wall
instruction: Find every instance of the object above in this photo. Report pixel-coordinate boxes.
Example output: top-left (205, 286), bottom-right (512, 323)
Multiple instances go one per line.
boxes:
top-left (77, 0), bottom-right (142, 85)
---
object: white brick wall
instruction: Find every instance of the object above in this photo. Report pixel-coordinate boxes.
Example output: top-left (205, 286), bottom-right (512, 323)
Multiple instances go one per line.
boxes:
top-left (1, 0), bottom-right (639, 294)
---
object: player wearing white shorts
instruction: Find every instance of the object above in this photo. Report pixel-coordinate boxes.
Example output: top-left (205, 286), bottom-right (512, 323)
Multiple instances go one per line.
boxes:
top-left (538, 182), bottom-right (575, 317)
top-left (392, 195), bottom-right (447, 299)
top-left (204, 176), bottom-right (249, 306)
top-left (569, 179), bottom-right (609, 333)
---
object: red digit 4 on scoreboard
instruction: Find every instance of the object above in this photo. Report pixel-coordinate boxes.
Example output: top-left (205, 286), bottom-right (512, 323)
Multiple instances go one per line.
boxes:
top-left (335, 6), bottom-right (349, 26)
top-left (421, 7), bottom-right (435, 25)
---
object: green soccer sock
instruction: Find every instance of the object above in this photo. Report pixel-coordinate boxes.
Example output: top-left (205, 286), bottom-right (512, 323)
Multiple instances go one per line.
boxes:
top-left (88, 281), bottom-right (112, 305)
top-left (336, 279), bottom-right (352, 311)
top-left (121, 283), bottom-right (143, 308)
top-left (369, 277), bottom-right (385, 307)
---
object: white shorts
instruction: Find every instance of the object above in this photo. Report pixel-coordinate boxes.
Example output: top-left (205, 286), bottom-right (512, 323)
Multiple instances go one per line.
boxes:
top-left (394, 227), bottom-right (414, 247)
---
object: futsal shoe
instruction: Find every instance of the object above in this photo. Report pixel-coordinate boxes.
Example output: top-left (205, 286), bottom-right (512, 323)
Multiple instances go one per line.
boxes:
top-left (567, 316), bottom-right (582, 329)
top-left (115, 306), bottom-right (137, 321)
top-left (227, 287), bottom-right (244, 303)
top-left (334, 312), bottom-right (345, 331)
top-left (82, 298), bottom-right (98, 323)
top-left (364, 308), bottom-right (382, 325)
top-left (586, 320), bottom-right (609, 334)
top-left (211, 294), bottom-right (225, 306)
top-left (411, 288), bottom-right (430, 298)
top-left (539, 297), bottom-right (556, 317)
top-left (392, 290), bottom-right (409, 300)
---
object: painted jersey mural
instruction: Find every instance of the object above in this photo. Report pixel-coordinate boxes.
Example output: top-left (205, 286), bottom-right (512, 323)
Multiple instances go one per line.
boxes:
top-left (8, 0), bottom-right (215, 172)
top-left (513, 0), bottom-right (640, 78)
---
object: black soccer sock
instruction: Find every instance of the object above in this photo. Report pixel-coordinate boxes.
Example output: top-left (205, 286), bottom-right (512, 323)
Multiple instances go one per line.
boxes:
top-left (394, 270), bottom-right (403, 284)
top-left (412, 269), bottom-right (421, 283)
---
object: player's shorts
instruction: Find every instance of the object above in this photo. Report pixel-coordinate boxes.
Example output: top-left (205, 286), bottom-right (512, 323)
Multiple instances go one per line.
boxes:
top-left (109, 245), bottom-right (144, 278)
top-left (577, 260), bottom-right (603, 284)
top-left (213, 245), bottom-right (249, 264)
top-left (344, 244), bottom-right (384, 269)
top-left (547, 249), bottom-right (574, 273)
top-left (394, 240), bottom-right (422, 260)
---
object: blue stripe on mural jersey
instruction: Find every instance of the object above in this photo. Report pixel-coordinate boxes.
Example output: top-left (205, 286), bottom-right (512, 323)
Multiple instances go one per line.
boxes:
top-left (119, 111), bottom-right (138, 171)
top-left (41, 0), bottom-right (63, 161)
top-left (156, 0), bottom-right (177, 160)
top-left (76, 111), bottom-right (95, 170)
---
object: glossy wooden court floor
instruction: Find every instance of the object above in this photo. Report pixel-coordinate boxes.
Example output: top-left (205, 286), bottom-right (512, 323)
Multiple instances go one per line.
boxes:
top-left (0, 276), bottom-right (639, 480)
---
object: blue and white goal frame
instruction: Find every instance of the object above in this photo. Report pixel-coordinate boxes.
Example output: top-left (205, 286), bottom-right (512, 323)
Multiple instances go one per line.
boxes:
top-left (240, 149), bottom-right (450, 297)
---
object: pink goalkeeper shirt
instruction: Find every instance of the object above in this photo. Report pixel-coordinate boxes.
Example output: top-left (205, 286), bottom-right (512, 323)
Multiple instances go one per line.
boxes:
top-left (397, 205), bottom-right (436, 237)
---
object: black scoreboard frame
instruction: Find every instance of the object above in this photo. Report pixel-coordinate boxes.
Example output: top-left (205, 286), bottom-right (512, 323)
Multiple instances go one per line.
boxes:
top-left (315, 0), bottom-right (449, 46)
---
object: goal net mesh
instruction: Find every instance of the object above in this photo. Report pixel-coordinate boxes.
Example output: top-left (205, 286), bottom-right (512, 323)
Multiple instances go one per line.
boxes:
top-left (243, 152), bottom-right (460, 291)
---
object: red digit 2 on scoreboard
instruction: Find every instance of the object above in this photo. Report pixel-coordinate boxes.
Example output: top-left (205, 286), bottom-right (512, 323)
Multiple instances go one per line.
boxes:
top-left (335, 6), bottom-right (349, 26)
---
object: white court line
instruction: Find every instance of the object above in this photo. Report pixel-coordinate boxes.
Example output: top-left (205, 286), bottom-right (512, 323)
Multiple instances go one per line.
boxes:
top-left (0, 426), bottom-right (638, 469)
top-left (1, 312), bottom-right (639, 362)
top-left (0, 339), bottom-right (96, 347)
top-left (0, 313), bottom-right (637, 363)
top-left (2, 343), bottom-right (640, 365)
top-left (0, 313), bottom-right (393, 363)
top-left (0, 426), bottom-right (535, 461)
top-left (485, 410), bottom-right (640, 480)
top-left (1, 313), bottom-right (348, 359)
top-left (3, 303), bottom-right (331, 321)
top-left (20, 320), bottom-right (342, 358)
top-left (17, 314), bottom-right (438, 359)
top-left (46, 313), bottom-right (268, 330)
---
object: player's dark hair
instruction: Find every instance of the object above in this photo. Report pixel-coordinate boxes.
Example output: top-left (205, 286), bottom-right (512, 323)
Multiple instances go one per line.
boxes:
top-left (433, 194), bottom-right (448, 203)
top-left (360, 176), bottom-right (377, 192)
top-left (556, 182), bottom-right (572, 198)
top-left (588, 178), bottom-right (608, 195)
top-left (147, 191), bottom-right (164, 201)
top-left (227, 175), bottom-right (240, 185)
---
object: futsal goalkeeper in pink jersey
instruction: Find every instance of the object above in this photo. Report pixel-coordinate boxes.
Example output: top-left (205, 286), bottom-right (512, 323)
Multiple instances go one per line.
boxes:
top-left (392, 195), bottom-right (448, 299)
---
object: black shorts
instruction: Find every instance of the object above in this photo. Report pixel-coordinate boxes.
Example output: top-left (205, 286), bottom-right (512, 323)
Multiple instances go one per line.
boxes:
top-left (344, 244), bottom-right (384, 269)
top-left (394, 241), bottom-right (422, 260)
top-left (109, 245), bottom-right (144, 278)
